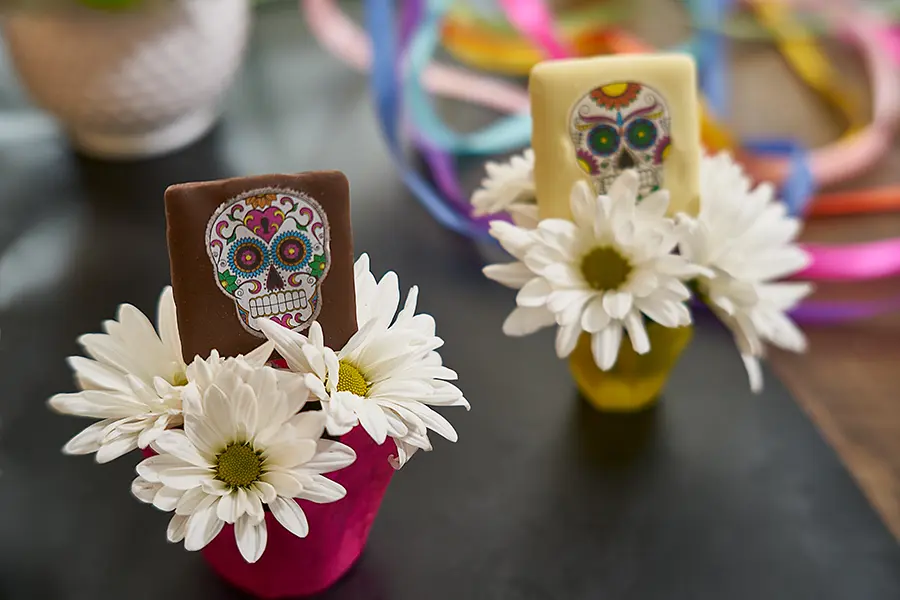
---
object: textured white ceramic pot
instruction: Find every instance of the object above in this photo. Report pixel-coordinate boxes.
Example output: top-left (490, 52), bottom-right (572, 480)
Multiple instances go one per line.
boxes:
top-left (1, 0), bottom-right (251, 159)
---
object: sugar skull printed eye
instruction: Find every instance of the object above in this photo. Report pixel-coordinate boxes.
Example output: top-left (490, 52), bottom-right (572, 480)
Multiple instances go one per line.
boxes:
top-left (229, 238), bottom-right (268, 277)
top-left (206, 189), bottom-right (331, 336)
top-left (273, 232), bottom-right (311, 271)
top-left (588, 124), bottom-right (621, 156)
top-left (625, 118), bottom-right (658, 150)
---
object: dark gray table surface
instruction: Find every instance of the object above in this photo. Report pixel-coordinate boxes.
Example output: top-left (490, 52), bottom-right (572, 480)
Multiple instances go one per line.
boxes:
top-left (0, 4), bottom-right (898, 599)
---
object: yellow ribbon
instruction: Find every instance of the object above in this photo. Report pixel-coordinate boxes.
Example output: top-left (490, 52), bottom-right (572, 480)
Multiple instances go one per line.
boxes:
top-left (747, 0), bottom-right (866, 133)
top-left (441, 2), bottom-right (629, 75)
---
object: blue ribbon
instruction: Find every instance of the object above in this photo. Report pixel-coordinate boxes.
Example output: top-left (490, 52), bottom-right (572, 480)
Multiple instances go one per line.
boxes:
top-left (365, 0), bottom-right (487, 237)
top-left (404, 0), bottom-right (533, 155)
top-left (687, 0), bottom-right (734, 118)
top-left (743, 139), bottom-right (815, 216)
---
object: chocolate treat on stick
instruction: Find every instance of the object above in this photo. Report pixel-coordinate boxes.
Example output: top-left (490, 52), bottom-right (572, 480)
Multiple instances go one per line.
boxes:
top-left (165, 171), bottom-right (356, 362)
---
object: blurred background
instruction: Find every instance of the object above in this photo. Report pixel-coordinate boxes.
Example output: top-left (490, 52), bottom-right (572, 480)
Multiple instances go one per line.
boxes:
top-left (0, 0), bottom-right (898, 596)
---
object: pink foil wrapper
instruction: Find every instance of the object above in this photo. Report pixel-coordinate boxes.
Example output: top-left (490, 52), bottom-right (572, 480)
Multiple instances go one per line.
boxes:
top-left (198, 425), bottom-right (395, 598)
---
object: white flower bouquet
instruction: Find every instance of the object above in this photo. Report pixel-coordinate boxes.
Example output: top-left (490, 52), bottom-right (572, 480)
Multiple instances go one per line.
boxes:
top-left (475, 150), bottom-right (813, 410)
top-left (49, 254), bottom-right (468, 598)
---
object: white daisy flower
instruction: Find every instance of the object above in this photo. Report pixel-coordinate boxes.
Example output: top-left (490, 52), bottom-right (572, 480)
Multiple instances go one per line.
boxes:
top-left (257, 254), bottom-right (468, 469)
top-left (131, 357), bottom-right (355, 564)
top-left (48, 287), bottom-right (191, 463)
top-left (484, 170), bottom-right (709, 370)
top-left (677, 153), bottom-right (813, 393)
top-left (471, 149), bottom-right (539, 228)
top-left (49, 287), bottom-right (274, 464)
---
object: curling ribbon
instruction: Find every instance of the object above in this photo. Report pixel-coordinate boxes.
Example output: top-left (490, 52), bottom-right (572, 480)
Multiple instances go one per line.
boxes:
top-left (750, 0), bottom-right (866, 132)
top-left (302, 0), bottom-right (529, 115)
top-left (364, 0), bottom-right (490, 236)
top-left (441, 1), bottom-right (627, 75)
top-left (307, 0), bottom-right (900, 319)
top-left (742, 139), bottom-right (816, 216)
top-left (495, 0), bottom-right (571, 59)
top-left (404, 0), bottom-right (532, 155)
top-left (305, 0), bottom-right (898, 200)
top-left (403, 0), bottom-right (492, 227)
top-left (688, 0), bottom-right (733, 118)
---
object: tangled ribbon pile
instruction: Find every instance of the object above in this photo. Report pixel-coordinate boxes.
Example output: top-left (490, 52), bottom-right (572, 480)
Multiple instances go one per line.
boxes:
top-left (301, 0), bottom-right (900, 323)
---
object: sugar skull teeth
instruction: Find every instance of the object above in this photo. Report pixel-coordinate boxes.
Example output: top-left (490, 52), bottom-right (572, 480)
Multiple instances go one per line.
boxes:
top-left (205, 189), bottom-right (331, 336)
top-left (570, 81), bottom-right (672, 199)
top-left (248, 291), bottom-right (308, 319)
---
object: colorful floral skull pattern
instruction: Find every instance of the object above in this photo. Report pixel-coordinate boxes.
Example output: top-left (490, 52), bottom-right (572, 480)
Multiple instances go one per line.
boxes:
top-left (205, 189), bottom-right (330, 336)
top-left (570, 81), bottom-right (672, 198)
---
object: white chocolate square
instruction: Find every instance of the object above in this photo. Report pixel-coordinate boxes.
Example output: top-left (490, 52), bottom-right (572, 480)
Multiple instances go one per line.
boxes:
top-left (530, 54), bottom-right (701, 219)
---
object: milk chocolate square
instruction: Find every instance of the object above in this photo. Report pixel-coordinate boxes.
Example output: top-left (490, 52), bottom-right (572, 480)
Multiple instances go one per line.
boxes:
top-left (530, 54), bottom-right (701, 218)
top-left (165, 171), bottom-right (356, 362)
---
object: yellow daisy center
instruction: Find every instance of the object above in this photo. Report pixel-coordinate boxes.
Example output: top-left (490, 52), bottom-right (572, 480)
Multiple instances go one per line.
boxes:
top-left (581, 246), bottom-right (633, 291)
top-left (215, 442), bottom-right (263, 488)
top-left (171, 371), bottom-right (188, 387)
top-left (336, 360), bottom-right (369, 396)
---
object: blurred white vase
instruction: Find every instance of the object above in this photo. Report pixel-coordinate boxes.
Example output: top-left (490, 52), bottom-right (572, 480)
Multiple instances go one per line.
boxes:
top-left (1, 0), bottom-right (251, 159)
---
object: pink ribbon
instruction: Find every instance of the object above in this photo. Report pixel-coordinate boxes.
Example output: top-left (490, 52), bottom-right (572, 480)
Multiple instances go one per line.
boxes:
top-left (496, 0), bottom-right (573, 59)
top-left (800, 239), bottom-right (900, 280)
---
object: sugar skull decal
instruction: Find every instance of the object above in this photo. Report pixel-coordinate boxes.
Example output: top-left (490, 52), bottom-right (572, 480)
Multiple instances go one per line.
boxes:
top-left (205, 189), bottom-right (330, 336)
top-left (570, 81), bottom-right (672, 198)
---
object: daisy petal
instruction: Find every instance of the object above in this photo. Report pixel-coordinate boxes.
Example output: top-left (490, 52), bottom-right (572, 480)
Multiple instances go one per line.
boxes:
top-left (157, 287), bottom-right (184, 371)
top-left (96, 434), bottom-right (139, 464)
top-left (263, 439), bottom-right (317, 470)
top-left (393, 402), bottom-right (458, 442)
top-left (66, 357), bottom-right (129, 392)
top-left (257, 319), bottom-right (307, 372)
top-left (581, 297), bottom-right (611, 333)
top-left (158, 467), bottom-right (213, 491)
top-left (49, 390), bottom-right (147, 419)
top-left (270, 496), bottom-right (310, 539)
top-left (602, 291), bottom-right (633, 320)
top-left (516, 278), bottom-right (552, 307)
top-left (136, 453), bottom-right (183, 482)
top-left (235, 515), bottom-right (268, 563)
top-left (131, 477), bottom-right (162, 504)
top-left (62, 419), bottom-right (117, 455)
top-left (184, 496), bottom-right (224, 551)
top-left (167, 514), bottom-right (189, 543)
top-left (297, 474), bottom-right (347, 504)
top-left (261, 469), bottom-right (304, 497)
top-left (357, 402), bottom-right (390, 445)
top-left (287, 411), bottom-right (327, 440)
top-left (216, 492), bottom-right (239, 524)
top-left (241, 341), bottom-right (275, 367)
top-left (153, 485), bottom-right (185, 512)
top-left (154, 431), bottom-right (211, 468)
top-left (304, 440), bottom-right (357, 473)
top-left (555, 322), bottom-right (581, 358)
top-left (591, 323), bottom-right (623, 371)
top-left (742, 353), bottom-right (764, 393)
top-left (254, 481), bottom-right (278, 504)
top-left (482, 263), bottom-right (534, 289)
top-left (623, 311), bottom-right (650, 355)
top-left (569, 181), bottom-right (596, 228)
top-left (175, 487), bottom-right (208, 516)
